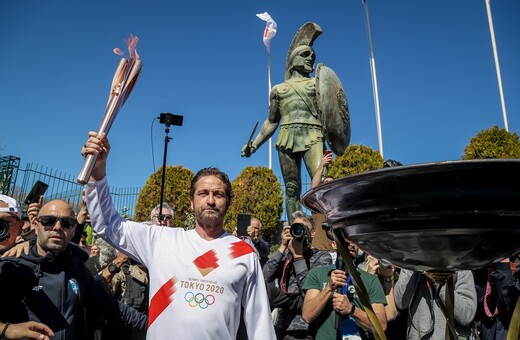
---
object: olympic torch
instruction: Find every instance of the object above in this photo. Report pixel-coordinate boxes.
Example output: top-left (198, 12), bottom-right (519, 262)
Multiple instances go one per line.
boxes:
top-left (77, 34), bottom-right (143, 184)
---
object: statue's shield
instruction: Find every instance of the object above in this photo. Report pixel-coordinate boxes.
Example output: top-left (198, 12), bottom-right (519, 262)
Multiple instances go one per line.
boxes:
top-left (316, 63), bottom-right (351, 155)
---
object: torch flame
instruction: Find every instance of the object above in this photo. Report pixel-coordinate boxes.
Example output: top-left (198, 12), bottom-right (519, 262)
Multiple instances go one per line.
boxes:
top-left (112, 33), bottom-right (140, 59)
top-left (126, 33), bottom-right (140, 60)
top-left (113, 48), bottom-right (125, 56)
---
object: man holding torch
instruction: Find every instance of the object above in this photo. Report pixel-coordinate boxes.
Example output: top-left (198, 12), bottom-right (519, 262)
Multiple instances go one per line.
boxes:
top-left (81, 132), bottom-right (276, 340)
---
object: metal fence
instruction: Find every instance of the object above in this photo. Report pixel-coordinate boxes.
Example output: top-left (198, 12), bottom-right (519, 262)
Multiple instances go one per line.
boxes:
top-left (1, 156), bottom-right (141, 218)
top-left (1, 155), bottom-right (313, 221)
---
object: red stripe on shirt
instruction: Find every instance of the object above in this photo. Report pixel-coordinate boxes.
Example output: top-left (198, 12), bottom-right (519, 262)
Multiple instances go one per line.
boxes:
top-left (229, 240), bottom-right (255, 259)
top-left (148, 277), bottom-right (176, 327)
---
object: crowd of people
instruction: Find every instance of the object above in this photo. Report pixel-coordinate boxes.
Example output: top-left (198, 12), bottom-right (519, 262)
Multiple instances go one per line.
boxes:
top-left (0, 133), bottom-right (519, 340)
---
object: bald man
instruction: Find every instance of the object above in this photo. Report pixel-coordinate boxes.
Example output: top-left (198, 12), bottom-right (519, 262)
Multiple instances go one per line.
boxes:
top-left (0, 199), bottom-right (147, 339)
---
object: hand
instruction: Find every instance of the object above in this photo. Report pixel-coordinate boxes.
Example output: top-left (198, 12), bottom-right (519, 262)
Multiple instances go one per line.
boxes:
top-left (241, 144), bottom-right (255, 158)
top-left (81, 132), bottom-right (110, 181)
top-left (366, 255), bottom-right (379, 275)
top-left (3, 321), bottom-right (55, 340)
top-left (247, 225), bottom-right (258, 242)
top-left (27, 196), bottom-right (43, 224)
top-left (328, 269), bottom-right (347, 292)
top-left (1, 241), bottom-right (30, 258)
top-left (321, 152), bottom-right (333, 167)
top-left (278, 226), bottom-right (291, 254)
top-left (288, 235), bottom-right (304, 257)
top-left (115, 251), bottom-right (129, 263)
top-left (281, 226), bottom-right (291, 247)
top-left (332, 293), bottom-right (354, 316)
top-left (77, 201), bottom-right (88, 225)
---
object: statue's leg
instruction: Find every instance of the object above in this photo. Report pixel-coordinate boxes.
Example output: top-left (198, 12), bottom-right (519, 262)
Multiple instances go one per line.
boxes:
top-left (302, 142), bottom-right (335, 250)
top-left (278, 150), bottom-right (302, 224)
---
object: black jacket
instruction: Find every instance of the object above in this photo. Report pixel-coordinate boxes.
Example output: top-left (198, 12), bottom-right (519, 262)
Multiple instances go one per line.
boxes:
top-left (473, 262), bottom-right (520, 340)
top-left (0, 239), bottom-right (147, 340)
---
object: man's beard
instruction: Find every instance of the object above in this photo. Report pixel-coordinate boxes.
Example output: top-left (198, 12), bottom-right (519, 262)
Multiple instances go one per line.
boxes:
top-left (196, 208), bottom-right (225, 227)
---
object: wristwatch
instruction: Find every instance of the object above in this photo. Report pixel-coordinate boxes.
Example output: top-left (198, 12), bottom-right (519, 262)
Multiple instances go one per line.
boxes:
top-left (346, 304), bottom-right (356, 316)
top-left (107, 262), bottom-right (121, 274)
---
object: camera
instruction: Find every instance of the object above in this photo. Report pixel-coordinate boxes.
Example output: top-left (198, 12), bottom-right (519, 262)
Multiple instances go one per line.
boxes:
top-left (290, 223), bottom-right (307, 240)
top-left (0, 219), bottom-right (10, 242)
top-left (159, 113), bottom-right (183, 127)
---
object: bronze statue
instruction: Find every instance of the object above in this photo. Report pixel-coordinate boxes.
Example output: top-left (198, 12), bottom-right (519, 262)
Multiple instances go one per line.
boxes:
top-left (242, 22), bottom-right (350, 223)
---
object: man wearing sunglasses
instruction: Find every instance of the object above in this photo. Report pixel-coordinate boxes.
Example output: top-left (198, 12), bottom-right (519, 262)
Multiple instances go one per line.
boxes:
top-left (150, 203), bottom-right (173, 227)
top-left (0, 199), bottom-right (148, 339)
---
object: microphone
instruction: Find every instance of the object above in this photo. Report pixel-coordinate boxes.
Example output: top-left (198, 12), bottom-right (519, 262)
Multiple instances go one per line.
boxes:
top-left (335, 253), bottom-right (344, 331)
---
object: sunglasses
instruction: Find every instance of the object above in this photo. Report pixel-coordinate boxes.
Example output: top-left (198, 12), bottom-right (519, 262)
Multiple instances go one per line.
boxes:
top-left (37, 215), bottom-right (78, 229)
top-left (154, 214), bottom-right (172, 221)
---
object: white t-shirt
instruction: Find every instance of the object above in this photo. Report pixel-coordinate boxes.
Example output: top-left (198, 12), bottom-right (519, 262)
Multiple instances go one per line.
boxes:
top-left (86, 177), bottom-right (276, 340)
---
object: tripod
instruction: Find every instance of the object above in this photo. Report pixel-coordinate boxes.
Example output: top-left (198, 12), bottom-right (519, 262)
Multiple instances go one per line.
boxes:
top-left (157, 113), bottom-right (183, 222)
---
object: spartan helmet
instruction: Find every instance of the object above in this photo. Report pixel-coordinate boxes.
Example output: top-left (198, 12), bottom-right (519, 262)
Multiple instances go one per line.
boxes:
top-left (288, 45), bottom-right (316, 75)
top-left (284, 22), bottom-right (322, 80)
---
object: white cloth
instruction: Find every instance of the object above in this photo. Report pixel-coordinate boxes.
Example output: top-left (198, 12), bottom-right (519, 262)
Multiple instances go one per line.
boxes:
top-left (256, 12), bottom-right (277, 53)
top-left (85, 177), bottom-right (276, 340)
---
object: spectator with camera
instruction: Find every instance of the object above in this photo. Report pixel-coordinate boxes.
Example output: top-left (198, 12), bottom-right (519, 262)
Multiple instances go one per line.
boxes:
top-left (263, 211), bottom-right (332, 339)
top-left (247, 217), bottom-right (270, 267)
top-left (0, 195), bottom-right (23, 255)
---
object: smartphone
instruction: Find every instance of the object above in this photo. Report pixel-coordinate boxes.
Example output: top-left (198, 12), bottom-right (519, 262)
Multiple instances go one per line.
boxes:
top-left (325, 150), bottom-right (332, 156)
top-left (24, 180), bottom-right (49, 205)
top-left (237, 213), bottom-right (251, 237)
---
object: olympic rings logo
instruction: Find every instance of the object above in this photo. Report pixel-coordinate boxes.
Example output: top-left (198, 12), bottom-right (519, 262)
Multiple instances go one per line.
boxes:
top-left (184, 292), bottom-right (215, 309)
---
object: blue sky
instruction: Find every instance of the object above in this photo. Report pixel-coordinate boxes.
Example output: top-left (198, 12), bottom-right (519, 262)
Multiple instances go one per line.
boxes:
top-left (1, 0), bottom-right (519, 194)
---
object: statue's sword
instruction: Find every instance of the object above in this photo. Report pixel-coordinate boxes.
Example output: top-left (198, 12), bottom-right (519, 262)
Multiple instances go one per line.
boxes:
top-left (243, 122), bottom-right (259, 157)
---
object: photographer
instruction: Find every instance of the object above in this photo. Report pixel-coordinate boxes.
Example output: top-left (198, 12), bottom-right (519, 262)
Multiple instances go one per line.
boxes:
top-left (263, 211), bottom-right (332, 339)
top-left (0, 195), bottom-right (23, 255)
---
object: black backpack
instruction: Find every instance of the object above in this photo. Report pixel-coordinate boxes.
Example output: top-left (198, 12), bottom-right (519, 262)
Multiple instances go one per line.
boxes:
top-left (121, 263), bottom-right (149, 314)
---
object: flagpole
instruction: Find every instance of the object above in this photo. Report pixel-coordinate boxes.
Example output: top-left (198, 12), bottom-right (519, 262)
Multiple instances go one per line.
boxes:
top-left (485, 0), bottom-right (509, 132)
top-left (363, 0), bottom-right (384, 159)
top-left (268, 51), bottom-right (273, 169)
top-left (256, 12), bottom-right (277, 169)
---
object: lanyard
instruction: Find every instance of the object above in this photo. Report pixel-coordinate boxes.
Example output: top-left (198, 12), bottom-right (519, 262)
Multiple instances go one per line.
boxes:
top-left (342, 275), bottom-right (352, 295)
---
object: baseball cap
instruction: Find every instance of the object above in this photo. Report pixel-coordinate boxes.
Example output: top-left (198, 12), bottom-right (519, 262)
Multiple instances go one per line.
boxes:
top-left (0, 194), bottom-right (22, 219)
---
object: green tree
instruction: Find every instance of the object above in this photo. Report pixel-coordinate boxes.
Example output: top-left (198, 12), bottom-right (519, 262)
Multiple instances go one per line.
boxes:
top-left (224, 166), bottom-right (283, 237)
top-left (134, 165), bottom-right (194, 228)
top-left (328, 144), bottom-right (384, 178)
top-left (462, 125), bottom-right (520, 160)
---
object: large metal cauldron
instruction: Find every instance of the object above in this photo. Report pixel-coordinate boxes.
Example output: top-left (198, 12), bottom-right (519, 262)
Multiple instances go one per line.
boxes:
top-left (302, 159), bottom-right (520, 272)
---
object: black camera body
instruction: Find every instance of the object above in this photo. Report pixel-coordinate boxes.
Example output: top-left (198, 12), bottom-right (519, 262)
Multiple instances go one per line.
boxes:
top-left (290, 223), bottom-right (311, 247)
top-left (0, 219), bottom-right (10, 242)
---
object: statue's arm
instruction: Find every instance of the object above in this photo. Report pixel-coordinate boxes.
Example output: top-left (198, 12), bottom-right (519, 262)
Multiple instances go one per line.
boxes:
top-left (251, 89), bottom-right (281, 151)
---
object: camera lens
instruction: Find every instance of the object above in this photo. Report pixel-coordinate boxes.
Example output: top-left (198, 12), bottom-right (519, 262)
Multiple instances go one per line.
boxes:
top-left (0, 219), bottom-right (10, 242)
top-left (290, 223), bottom-right (306, 240)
